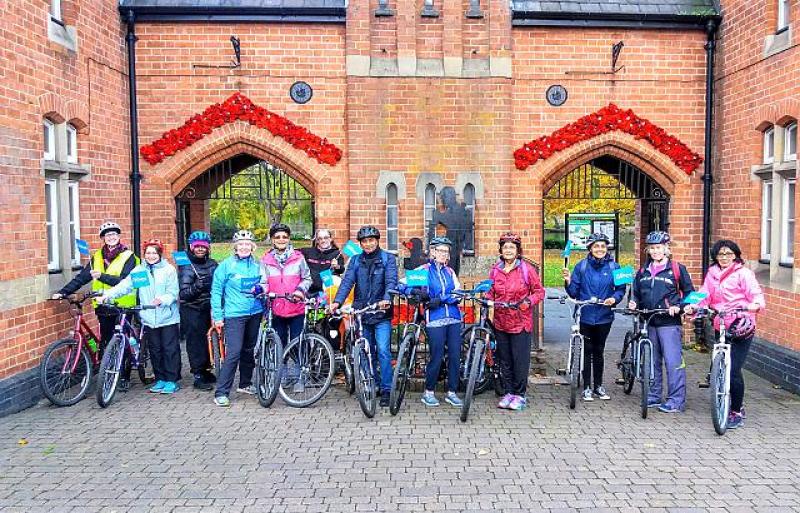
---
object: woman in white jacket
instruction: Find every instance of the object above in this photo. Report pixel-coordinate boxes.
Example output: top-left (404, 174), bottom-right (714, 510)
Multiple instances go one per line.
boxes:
top-left (101, 239), bottom-right (182, 394)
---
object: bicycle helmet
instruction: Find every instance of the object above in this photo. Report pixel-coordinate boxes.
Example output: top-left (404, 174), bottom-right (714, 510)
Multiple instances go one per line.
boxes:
top-left (429, 236), bottom-right (452, 248)
top-left (728, 315), bottom-right (755, 340)
top-left (98, 221), bottom-right (121, 238)
top-left (646, 231), bottom-right (671, 245)
top-left (586, 232), bottom-right (611, 250)
top-left (269, 223), bottom-right (291, 238)
top-left (187, 230), bottom-right (211, 248)
top-left (498, 232), bottom-right (523, 255)
top-left (232, 229), bottom-right (255, 243)
top-left (143, 238), bottom-right (165, 255)
top-left (356, 225), bottom-right (380, 241)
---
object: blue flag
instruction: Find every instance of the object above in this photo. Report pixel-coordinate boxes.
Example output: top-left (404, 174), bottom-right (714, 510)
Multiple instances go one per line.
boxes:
top-left (320, 269), bottom-right (334, 288)
top-left (172, 251), bottom-right (191, 266)
top-left (561, 240), bottom-right (573, 258)
top-left (130, 271), bottom-right (151, 289)
top-left (612, 266), bottom-right (634, 286)
top-left (683, 291), bottom-right (708, 305)
top-left (342, 240), bottom-right (363, 257)
top-left (473, 279), bottom-right (493, 293)
top-left (76, 239), bottom-right (90, 256)
top-left (405, 269), bottom-right (428, 287)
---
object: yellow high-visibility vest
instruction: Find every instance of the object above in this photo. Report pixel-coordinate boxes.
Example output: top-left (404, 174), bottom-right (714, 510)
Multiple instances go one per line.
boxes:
top-left (91, 249), bottom-right (138, 308)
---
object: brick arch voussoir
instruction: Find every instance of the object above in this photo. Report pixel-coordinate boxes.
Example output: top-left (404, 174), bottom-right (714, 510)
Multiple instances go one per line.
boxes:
top-left (37, 92), bottom-right (66, 123)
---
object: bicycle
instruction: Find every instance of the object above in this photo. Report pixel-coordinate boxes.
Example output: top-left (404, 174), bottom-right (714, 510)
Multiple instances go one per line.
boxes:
top-left (96, 304), bottom-right (156, 408)
top-left (693, 307), bottom-right (747, 435)
top-left (307, 300), bottom-right (354, 394)
top-left (547, 295), bottom-right (607, 410)
top-left (207, 325), bottom-right (225, 378)
top-left (614, 307), bottom-right (671, 419)
top-left (270, 294), bottom-right (335, 408)
top-left (40, 292), bottom-right (103, 406)
top-left (331, 302), bottom-right (384, 418)
top-left (387, 289), bottom-right (427, 416)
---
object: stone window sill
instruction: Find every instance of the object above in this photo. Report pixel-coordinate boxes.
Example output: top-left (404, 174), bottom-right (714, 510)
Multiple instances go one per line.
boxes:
top-left (48, 16), bottom-right (78, 53)
top-left (764, 26), bottom-right (792, 58)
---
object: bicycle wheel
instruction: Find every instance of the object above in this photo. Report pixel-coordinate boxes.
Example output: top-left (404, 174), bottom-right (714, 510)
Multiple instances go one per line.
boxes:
top-left (209, 329), bottom-right (223, 377)
top-left (96, 335), bottom-right (124, 408)
top-left (354, 339), bottom-right (377, 418)
top-left (711, 352), bottom-right (730, 435)
top-left (389, 332), bottom-right (416, 416)
top-left (39, 338), bottom-right (93, 406)
top-left (137, 337), bottom-right (151, 385)
top-left (639, 342), bottom-right (652, 419)
top-left (620, 332), bottom-right (636, 395)
top-left (279, 333), bottom-right (335, 408)
top-left (569, 335), bottom-right (582, 410)
top-left (254, 329), bottom-right (283, 408)
top-left (461, 337), bottom-right (486, 423)
top-left (459, 327), bottom-right (492, 395)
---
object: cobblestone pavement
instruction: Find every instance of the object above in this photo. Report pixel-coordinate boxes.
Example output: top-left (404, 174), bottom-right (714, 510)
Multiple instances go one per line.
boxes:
top-left (1, 350), bottom-right (799, 513)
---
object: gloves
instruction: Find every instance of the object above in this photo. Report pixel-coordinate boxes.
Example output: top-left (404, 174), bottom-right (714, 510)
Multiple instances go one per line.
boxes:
top-left (252, 284), bottom-right (265, 296)
top-left (428, 297), bottom-right (442, 309)
top-left (413, 289), bottom-right (430, 301)
top-left (519, 299), bottom-right (530, 312)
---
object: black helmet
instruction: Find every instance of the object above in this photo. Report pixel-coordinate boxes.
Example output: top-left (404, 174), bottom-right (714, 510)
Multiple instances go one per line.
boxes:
top-left (586, 232), bottom-right (611, 250)
top-left (429, 236), bottom-right (452, 247)
top-left (269, 223), bottom-right (291, 238)
top-left (645, 231), bottom-right (671, 245)
top-left (356, 225), bottom-right (380, 241)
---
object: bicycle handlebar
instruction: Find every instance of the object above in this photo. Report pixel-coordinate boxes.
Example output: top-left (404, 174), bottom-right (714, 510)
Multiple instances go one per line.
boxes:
top-left (691, 306), bottom-right (748, 319)
top-left (547, 295), bottom-right (609, 306)
top-left (613, 307), bottom-right (672, 316)
top-left (329, 302), bottom-right (385, 319)
top-left (49, 291), bottom-right (103, 305)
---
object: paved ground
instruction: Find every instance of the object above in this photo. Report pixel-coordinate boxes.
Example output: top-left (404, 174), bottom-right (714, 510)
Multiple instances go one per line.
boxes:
top-left (2, 332), bottom-right (800, 512)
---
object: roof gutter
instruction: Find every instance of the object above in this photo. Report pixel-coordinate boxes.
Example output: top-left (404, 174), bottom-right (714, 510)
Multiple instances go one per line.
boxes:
top-left (117, 5), bottom-right (346, 23)
top-left (512, 11), bottom-right (721, 30)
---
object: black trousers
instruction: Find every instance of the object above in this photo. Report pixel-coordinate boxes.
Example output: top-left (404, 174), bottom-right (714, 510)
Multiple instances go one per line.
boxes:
top-left (146, 323), bottom-right (181, 383)
top-left (730, 334), bottom-right (753, 413)
top-left (216, 313), bottom-right (261, 397)
top-left (495, 330), bottom-right (532, 396)
top-left (96, 309), bottom-right (121, 352)
top-left (180, 306), bottom-right (212, 375)
top-left (579, 322), bottom-right (612, 390)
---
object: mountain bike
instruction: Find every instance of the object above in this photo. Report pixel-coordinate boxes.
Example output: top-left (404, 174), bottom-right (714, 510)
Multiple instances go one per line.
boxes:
top-left (96, 304), bottom-right (156, 408)
top-left (40, 292), bottom-right (103, 406)
top-left (548, 295), bottom-right (606, 409)
top-left (615, 307), bottom-right (670, 419)
top-left (387, 289), bottom-right (427, 416)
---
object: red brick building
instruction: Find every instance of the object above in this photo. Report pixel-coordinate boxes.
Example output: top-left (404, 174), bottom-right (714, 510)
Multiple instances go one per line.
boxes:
top-left (1, 0), bottom-right (797, 415)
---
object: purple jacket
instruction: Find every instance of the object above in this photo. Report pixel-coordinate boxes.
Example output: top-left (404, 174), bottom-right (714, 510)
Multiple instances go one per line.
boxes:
top-left (261, 249), bottom-right (312, 318)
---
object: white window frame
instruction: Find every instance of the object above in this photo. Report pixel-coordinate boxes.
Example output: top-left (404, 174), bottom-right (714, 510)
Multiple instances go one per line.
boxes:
top-left (761, 180), bottom-right (773, 261)
top-left (386, 183), bottom-right (399, 252)
top-left (45, 179), bottom-right (60, 271)
top-left (764, 127), bottom-right (775, 164)
top-left (68, 181), bottom-right (81, 267)
top-left (463, 183), bottom-right (476, 255)
top-left (50, 0), bottom-right (62, 22)
top-left (66, 124), bottom-right (77, 163)
top-left (44, 120), bottom-right (56, 161)
top-left (778, 0), bottom-right (790, 32)
top-left (423, 183), bottom-right (436, 238)
top-left (781, 179), bottom-right (796, 265)
top-left (784, 122), bottom-right (797, 162)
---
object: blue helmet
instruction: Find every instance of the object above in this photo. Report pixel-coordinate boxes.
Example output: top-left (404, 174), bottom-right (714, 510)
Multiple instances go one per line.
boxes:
top-left (187, 231), bottom-right (211, 247)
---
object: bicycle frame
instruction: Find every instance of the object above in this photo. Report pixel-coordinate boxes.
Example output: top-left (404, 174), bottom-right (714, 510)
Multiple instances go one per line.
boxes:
top-left (63, 296), bottom-right (102, 372)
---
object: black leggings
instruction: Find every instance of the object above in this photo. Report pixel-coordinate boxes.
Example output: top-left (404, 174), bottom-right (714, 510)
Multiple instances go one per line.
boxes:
top-left (729, 334), bottom-right (753, 413)
top-left (579, 322), bottom-right (612, 390)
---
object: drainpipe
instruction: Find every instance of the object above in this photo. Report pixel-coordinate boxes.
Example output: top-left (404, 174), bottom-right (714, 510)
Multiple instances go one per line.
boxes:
top-left (701, 19), bottom-right (718, 276)
top-left (126, 10), bottom-right (142, 256)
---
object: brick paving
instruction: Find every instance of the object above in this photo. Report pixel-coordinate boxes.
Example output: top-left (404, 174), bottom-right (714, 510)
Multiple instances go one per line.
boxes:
top-left (1, 350), bottom-right (799, 513)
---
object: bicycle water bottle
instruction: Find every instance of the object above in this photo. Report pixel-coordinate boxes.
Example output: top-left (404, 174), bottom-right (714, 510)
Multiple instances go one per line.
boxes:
top-left (129, 337), bottom-right (140, 363)
top-left (86, 336), bottom-right (98, 353)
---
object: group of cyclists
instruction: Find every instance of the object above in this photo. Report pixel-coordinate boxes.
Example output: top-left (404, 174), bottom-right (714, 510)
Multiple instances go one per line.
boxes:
top-left (52, 220), bottom-right (765, 428)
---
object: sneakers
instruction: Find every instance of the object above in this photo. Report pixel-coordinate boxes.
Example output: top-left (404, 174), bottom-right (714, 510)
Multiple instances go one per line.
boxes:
top-left (445, 392), bottom-right (463, 408)
top-left (740, 406), bottom-right (747, 419)
top-left (201, 370), bottom-right (217, 384)
top-left (658, 403), bottom-right (682, 413)
top-left (420, 391), bottom-right (439, 407)
top-left (727, 411), bottom-right (744, 429)
top-left (237, 384), bottom-right (256, 395)
top-left (593, 386), bottom-right (611, 400)
top-left (508, 395), bottom-right (527, 411)
top-left (647, 400), bottom-right (662, 409)
top-left (160, 381), bottom-right (180, 394)
top-left (498, 394), bottom-right (514, 409)
top-left (214, 395), bottom-right (231, 407)
top-left (193, 374), bottom-right (213, 391)
top-left (292, 378), bottom-right (306, 394)
top-left (380, 391), bottom-right (390, 407)
top-left (149, 380), bottom-right (166, 393)
top-left (582, 388), bottom-right (594, 402)
top-left (118, 379), bottom-right (131, 393)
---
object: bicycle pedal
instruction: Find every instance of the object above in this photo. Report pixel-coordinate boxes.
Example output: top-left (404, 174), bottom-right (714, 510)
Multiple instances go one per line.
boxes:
top-left (698, 382), bottom-right (710, 389)
top-left (614, 378), bottom-right (625, 385)
top-left (556, 368), bottom-right (566, 376)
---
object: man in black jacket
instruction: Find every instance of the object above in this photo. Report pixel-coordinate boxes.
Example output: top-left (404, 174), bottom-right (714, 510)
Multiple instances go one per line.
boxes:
top-left (179, 231), bottom-right (218, 390)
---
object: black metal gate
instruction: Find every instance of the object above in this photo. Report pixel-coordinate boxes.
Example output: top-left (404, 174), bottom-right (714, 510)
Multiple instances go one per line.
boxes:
top-left (545, 156), bottom-right (669, 202)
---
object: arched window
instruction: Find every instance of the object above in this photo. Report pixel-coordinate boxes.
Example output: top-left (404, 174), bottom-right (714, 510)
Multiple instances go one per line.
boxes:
top-left (424, 183), bottom-right (436, 242)
top-left (386, 183), bottom-right (399, 252)
top-left (764, 126), bottom-right (775, 164)
top-left (463, 183), bottom-right (475, 255)
top-left (784, 122), bottom-right (797, 161)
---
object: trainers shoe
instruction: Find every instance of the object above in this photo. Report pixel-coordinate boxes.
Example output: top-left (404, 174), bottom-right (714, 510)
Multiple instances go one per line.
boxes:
top-left (582, 388), bottom-right (594, 402)
top-left (647, 400), bottom-right (662, 409)
top-left (445, 392), bottom-right (463, 408)
top-left (727, 411), bottom-right (744, 429)
top-left (658, 403), bottom-right (682, 413)
top-left (118, 379), bottom-right (131, 393)
top-left (380, 391), bottom-right (390, 407)
top-left (202, 370), bottom-right (217, 384)
top-left (508, 395), bottom-right (527, 411)
top-left (214, 395), bottom-right (230, 407)
top-left (193, 375), bottom-right (213, 391)
top-left (160, 381), bottom-right (180, 394)
top-left (740, 406), bottom-right (747, 419)
top-left (149, 380), bottom-right (166, 393)
top-left (237, 384), bottom-right (256, 395)
top-left (594, 386), bottom-right (611, 400)
top-left (420, 391), bottom-right (439, 407)
top-left (292, 378), bottom-right (306, 394)
top-left (498, 394), bottom-right (513, 409)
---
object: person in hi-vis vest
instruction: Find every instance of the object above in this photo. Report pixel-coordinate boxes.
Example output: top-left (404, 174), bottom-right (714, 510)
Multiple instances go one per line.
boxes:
top-left (52, 221), bottom-right (139, 352)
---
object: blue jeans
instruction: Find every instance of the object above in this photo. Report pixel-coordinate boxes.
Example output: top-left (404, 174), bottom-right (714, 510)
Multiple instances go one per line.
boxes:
top-left (362, 320), bottom-right (393, 393)
top-left (425, 322), bottom-right (461, 393)
top-left (273, 315), bottom-right (304, 346)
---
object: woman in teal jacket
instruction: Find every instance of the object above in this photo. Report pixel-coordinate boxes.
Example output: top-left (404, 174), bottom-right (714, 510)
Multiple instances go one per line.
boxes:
top-left (101, 239), bottom-right (182, 394)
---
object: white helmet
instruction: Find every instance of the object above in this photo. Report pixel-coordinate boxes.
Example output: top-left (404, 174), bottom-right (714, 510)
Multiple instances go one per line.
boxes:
top-left (232, 229), bottom-right (255, 243)
top-left (98, 221), bottom-right (121, 238)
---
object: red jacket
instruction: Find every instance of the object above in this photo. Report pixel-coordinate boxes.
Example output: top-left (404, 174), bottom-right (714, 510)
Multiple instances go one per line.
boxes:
top-left (487, 258), bottom-right (545, 334)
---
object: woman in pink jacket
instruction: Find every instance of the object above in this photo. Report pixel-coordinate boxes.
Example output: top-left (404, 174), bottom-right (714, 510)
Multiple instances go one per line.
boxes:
top-left (685, 240), bottom-right (765, 429)
top-left (260, 224), bottom-right (313, 346)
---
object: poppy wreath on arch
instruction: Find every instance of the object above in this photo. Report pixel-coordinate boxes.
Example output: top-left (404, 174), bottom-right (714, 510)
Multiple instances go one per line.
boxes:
top-left (513, 103), bottom-right (702, 175)
top-left (140, 92), bottom-right (343, 167)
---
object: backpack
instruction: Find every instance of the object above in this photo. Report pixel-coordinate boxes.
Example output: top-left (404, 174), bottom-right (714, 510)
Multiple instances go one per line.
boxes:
top-left (638, 259), bottom-right (684, 299)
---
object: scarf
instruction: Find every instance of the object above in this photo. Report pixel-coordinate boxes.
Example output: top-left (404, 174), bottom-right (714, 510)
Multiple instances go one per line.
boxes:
top-left (274, 244), bottom-right (294, 266)
top-left (102, 243), bottom-right (128, 267)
